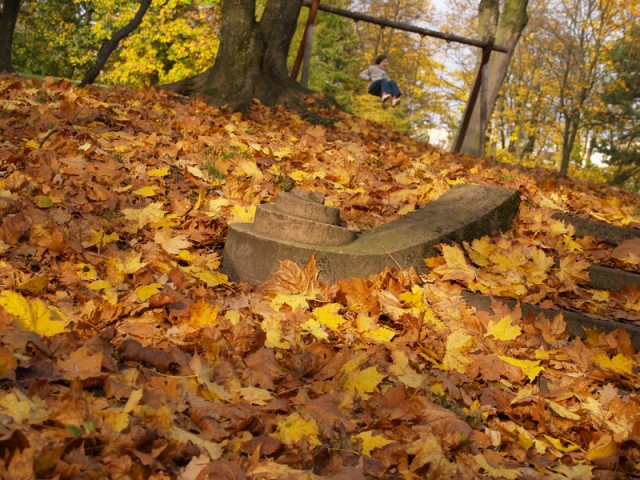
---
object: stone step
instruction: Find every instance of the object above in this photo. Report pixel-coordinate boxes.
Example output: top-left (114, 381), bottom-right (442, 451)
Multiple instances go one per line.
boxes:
top-left (554, 213), bottom-right (640, 245)
top-left (253, 204), bottom-right (357, 246)
top-left (462, 290), bottom-right (640, 350)
top-left (588, 264), bottom-right (640, 291)
top-left (274, 190), bottom-right (341, 225)
top-left (223, 184), bottom-right (521, 285)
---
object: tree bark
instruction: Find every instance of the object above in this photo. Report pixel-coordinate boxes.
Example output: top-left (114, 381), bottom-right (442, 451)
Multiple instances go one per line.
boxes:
top-left (455, 0), bottom-right (529, 158)
top-left (167, 0), bottom-right (307, 110)
top-left (0, 0), bottom-right (21, 73)
top-left (79, 0), bottom-right (153, 87)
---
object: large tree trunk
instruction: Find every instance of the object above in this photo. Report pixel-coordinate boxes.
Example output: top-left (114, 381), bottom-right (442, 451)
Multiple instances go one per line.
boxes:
top-left (455, 0), bottom-right (529, 158)
top-left (168, 0), bottom-right (306, 110)
top-left (79, 0), bottom-right (153, 87)
top-left (0, 0), bottom-right (21, 73)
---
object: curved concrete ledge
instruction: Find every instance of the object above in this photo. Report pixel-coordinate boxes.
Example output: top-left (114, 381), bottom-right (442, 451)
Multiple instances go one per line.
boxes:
top-left (274, 191), bottom-right (341, 225)
top-left (462, 291), bottom-right (640, 350)
top-left (223, 184), bottom-right (521, 285)
top-left (253, 204), bottom-right (357, 246)
top-left (554, 213), bottom-right (640, 245)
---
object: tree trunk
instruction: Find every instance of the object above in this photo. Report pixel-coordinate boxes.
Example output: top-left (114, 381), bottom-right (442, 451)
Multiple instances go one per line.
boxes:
top-left (167, 0), bottom-right (307, 110)
top-left (79, 0), bottom-right (153, 87)
top-left (455, 0), bottom-right (529, 158)
top-left (0, 0), bottom-right (21, 73)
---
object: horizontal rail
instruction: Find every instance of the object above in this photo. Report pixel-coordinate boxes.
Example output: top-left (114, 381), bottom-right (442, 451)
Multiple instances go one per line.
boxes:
top-left (301, 0), bottom-right (509, 53)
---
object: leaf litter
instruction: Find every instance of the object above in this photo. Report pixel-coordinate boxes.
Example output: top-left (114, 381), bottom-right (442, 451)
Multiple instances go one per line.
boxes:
top-left (0, 74), bottom-right (639, 478)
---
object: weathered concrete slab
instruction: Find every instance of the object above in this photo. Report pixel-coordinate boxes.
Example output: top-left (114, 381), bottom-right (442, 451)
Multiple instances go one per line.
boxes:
top-left (554, 213), bottom-right (640, 245)
top-left (223, 184), bottom-right (521, 285)
top-left (462, 291), bottom-right (640, 350)
top-left (588, 264), bottom-right (640, 291)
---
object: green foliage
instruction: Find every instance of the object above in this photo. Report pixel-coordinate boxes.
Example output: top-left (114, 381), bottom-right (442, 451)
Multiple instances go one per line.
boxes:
top-left (13, 0), bottom-right (96, 79)
top-left (102, 0), bottom-right (221, 87)
top-left (12, 0), bottom-right (221, 87)
top-left (305, 9), bottom-right (363, 108)
top-left (597, 22), bottom-right (640, 190)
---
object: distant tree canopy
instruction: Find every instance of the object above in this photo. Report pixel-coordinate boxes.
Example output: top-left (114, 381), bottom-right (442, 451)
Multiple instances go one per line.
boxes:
top-left (4, 0), bottom-right (640, 191)
top-left (598, 23), bottom-right (640, 187)
top-left (11, 0), bottom-right (220, 87)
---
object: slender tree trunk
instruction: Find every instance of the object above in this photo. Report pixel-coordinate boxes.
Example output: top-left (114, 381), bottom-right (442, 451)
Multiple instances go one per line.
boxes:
top-left (167, 0), bottom-right (306, 110)
top-left (455, 0), bottom-right (529, 158)
top-left (79, 0), bottom-right (153, 87)
top-left (0, 0), bottom-right (21, 73)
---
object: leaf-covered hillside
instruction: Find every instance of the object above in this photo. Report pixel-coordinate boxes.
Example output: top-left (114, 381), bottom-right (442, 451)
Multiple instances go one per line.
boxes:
top-left (0, 75), bottom-right (639, 479)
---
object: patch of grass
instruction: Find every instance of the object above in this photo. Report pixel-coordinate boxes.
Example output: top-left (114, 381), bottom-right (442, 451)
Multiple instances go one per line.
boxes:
top-left (274, 174), bottom-right (294, 191)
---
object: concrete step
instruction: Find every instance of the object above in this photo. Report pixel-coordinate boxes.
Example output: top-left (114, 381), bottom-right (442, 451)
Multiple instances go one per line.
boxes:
top-left (462, 290), bottom-right (640, 350)
top-left (223, 184), bottom-right (521, 285)
top-left (253, 204), bottom-right (357, 246)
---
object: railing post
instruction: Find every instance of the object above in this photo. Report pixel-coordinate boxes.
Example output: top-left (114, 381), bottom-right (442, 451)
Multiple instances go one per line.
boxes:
top-left (291, 0), bottom-right (320, 81)
top-left (453, 36), bottom-right (494, 154)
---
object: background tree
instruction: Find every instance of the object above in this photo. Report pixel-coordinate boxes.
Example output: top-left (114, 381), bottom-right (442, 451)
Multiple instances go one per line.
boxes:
top-left (0, 0), bottom-right (21, 72)
top-left (454, 0), bottom-right (529, 158)
top-left (543, 0), bottom-right (624, 177)
top-left (79, 0), bottom-right (153, 87)
top-left (168, 0), bottom-right (306, 110)
top-left (597, 21), bottom-right (640, 188)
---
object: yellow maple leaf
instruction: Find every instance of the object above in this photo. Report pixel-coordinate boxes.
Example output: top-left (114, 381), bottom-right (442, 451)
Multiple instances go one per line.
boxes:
top-left (187, 165), bottom-right (205, 179)
top-left (229, 204), bottom-right (256, 223)
top-left (261, 315), bottom-right (291, 350)
top-left (465, 236), bottom-right (494, 267)
top-left (181, 266), bottom-right (231, 287)
top-left (442, 330), bottom-right (475, 373)
top-left (89, 229), bottom-right (119, 251)
top-left (593, 352), bottom-right (634, 375)
top-left (77, 263), bottom-right (98, 280)
top-left (0, 389), bottom-right (49, 424)
top-left (203, 197), bottom-right (232, 217)
top-left (389, 350), bottom-right (425, 389)
top-left (239, 387), bottom-right (273, 406)
top-left (438, 244), bottom-right (476, 284)
top-left (552, 464), bottom-right (594, 480)
top-left (312, 303), bottom-right (345, 331)
top-left (0, 291), bottom-right (66, 336)
top-left (475, 454), bottom-right (521, 480)
top-left (356, 431), bottom-right (394, 456)
top-left (407, 433), bottom-right (450, 472)
top-left (273, 412), bottom-right (321, 446)
top-left (189, 299), bottom-right (219, 328)
top-left (586, 435), bottom-right (618, 460)
top-left (155, 229), bottom-right (192, 255)
top-left (133, 185), bottom-right (159, 197)
top-left (272, 146), bottom-right (293, 160)
top-left (171, 427), bottom-right (222, 460)
top-left (88, 280), bottom-right (118, 305)
top-left (498, 355), bottom-right (544, 382)
top-left (235, 159), bottom-right (263, 180)
top-left (0, 290), bottom-right (33, 331)
top-left (135, 283), bottom-right (162, 302)
top-left (399, 285), bottom-right (424, 308)
top-left (355, 313), bottom-right (397, 343)
top-left (342, 366), bottom-right (386, 398)
top-left (33, 195), bottom-right (54, 208)
top-left (122, 252), bottom-right (148, 274)
top-left (121, 202), bottom-right (167, 230)
top-left (300, 318), bottom-right (329, 340)
top-left (289, 170), bottom-right (309, 181)
top-left (485, 314), bottom-right (522, 341)
top-left (147, 167), bottom-right (170, 177)
top-left (270, 293), bottom-right (311, 311)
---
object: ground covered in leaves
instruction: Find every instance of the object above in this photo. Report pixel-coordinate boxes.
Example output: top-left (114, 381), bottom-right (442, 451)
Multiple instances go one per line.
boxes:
top-left (0, 75), bottom-right (639, 479)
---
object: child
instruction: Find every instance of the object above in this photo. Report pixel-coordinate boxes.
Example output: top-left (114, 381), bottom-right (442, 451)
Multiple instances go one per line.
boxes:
top-left (359, 54), bottom-right (402, 107)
